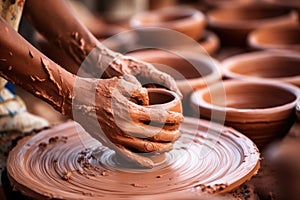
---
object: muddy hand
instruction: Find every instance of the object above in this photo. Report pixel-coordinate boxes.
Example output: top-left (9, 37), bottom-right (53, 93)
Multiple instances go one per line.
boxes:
top-left (105, 55), bottom-right (182, 99)
top-left (72, 75), bottom-right (183, 168)
top-left (81, 45), bottom-right (182, 99)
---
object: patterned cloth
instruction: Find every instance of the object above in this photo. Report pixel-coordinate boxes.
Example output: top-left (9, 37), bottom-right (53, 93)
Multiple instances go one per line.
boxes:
top-left (0, 0), bottom-right (48, 132)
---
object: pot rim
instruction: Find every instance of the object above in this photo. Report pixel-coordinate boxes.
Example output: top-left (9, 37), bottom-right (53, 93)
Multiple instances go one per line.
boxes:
top-left (222, 50), bottom-right (300, 82)
top-left (146, 88), bottom-right (181, 110)
top-left (248, 26), bottom-right (300, 50)
top-left (130, 6), bottom-right (206, 29)
top-left (207, 4), bottom-right (297, 29)
top-left (190, 79), bottom-right (300, 122)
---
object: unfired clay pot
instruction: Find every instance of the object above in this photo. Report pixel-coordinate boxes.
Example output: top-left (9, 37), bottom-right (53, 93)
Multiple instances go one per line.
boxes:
top-left (207, 3), bottom-right (298, 46)
top-left (248, 26), bottom-right (300, 52)
top-left (145, 88), bottom-right (182, 165)
top-left (147, 88), bottom-right (182, 113)
top-left (190, 80), bottom-right (300, 149)
top-left (130, 6), bottom-right (206, 40)
top-left (222, 51), bottom-right (300, 87)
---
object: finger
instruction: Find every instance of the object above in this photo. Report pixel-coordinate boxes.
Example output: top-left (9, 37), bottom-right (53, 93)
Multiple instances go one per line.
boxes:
top-left (129, 104), bottom-right (183, 125)
top-left (133, 62), bottom-right (183, 99)
top-left (123, 74), bottom-right (141, 86)
top-left (117, 120), bottom-right (181, 141)
top-left (115, 78), bottom-right (149, 106)
top-left (150, 129), bottom-right (181, 142)
top-left (121, 56), bottom-right (182, 98)
top-left (147, 68), bottom-right (183, 99)
top-left (114, 144), bottom-right (154, 168)
top-left (129, 128), bottom-right (181, 142)
top-left (109, 132), bottom-right (173, 153)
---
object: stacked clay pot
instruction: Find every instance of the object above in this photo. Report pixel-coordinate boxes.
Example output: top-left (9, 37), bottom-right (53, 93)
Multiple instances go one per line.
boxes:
top-left (207, 2), bottom-right (298, 46)
top-left (130, 6), bottom-right (220, 55)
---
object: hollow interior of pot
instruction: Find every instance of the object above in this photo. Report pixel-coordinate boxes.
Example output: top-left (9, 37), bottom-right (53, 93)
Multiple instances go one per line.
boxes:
top-left (203, 83), bottom-right (297, 109)
top-left (229, 56), bottom-right (300, 78)
top-left (211, 5), bottom-right (290, 21)
top-left (128, 50), bottom-right (213, 80)
top-left (253, 28), bottom-right (300, 45)
top-left (148, 89), bottom-right (175, 105)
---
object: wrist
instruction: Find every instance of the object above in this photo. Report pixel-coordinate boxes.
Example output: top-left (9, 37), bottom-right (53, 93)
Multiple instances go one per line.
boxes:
top-left (79, 44), bottom-right (122, 78)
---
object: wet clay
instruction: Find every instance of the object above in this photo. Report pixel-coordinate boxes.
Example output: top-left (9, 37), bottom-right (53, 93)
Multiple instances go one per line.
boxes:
top-left (7, 118), bottom-right (260, 199)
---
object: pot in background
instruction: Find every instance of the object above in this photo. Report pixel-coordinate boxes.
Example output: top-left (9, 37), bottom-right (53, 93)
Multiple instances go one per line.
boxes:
top-left (190, 80), bottom-right (299, 149)
top-left (207, 3), bottom-right (298, 46)
top-left (198, 31), bottom-right (220, 55)
top-left (204, 0), bottom-right (255, 8)
top-left (248, 26), bottom-right (300, 52)
top-left (222, 51), bottom-right (300, 87)
top-left (130, 6), bottom-right (206, 41)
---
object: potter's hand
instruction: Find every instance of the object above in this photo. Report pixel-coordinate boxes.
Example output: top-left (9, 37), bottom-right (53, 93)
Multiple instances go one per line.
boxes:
top-left (104, 55), bottom-right (182, 98)
top-left (72, 75), bottom-right (183, 168)
top-left (83, 45), bottom-right (182, 99)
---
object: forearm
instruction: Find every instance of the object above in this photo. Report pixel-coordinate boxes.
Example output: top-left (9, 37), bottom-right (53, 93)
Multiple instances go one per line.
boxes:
top-left (24, 0), bottom-right (100, 73)
top-left (0, 18), bottom-right (75, 116)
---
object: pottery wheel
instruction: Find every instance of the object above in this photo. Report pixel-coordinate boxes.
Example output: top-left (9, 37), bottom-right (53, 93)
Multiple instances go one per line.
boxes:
top-left (7, 117), bottom-right (260, 199)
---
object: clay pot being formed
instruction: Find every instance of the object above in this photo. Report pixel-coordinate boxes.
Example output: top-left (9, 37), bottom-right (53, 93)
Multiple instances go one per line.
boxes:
top-left (144, 88), bottom-right (182, 165)
top-left (207, 3), bottom-right (298, 46)
top-left (190, 80), bottom-right (300, 149)
top-left (222, 51), bottom-right (300, 87)
top-left (147, 88), bottom-right (182, 113)
top-left (130, 6), bottom-right (206, 41)
top-left (126, 49), bottom-right (221, 114)
top-left (248, 26), bottom-right (300, 52)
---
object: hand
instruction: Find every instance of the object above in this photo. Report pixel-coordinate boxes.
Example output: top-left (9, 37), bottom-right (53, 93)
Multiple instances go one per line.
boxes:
top-left (105, 55), bottom-right (183, 99)
top-left (81, 45), bottom-right (182, 99)
top-left (72, 75), bottom-right (183, 168)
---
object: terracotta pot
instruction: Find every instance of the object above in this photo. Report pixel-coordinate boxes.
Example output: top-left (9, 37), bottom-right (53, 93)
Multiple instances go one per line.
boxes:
top-left (248, 26), bottom-right (300, 52)
top-left (131, 30), bottom-right (220, 56)
top-left (207, 3), bottom-right (298, 46)
top-left (264, 0), bottom-right (300, 8)
top-left (190, 80), bottom-right (300, 149)
top-left (130, 6), bottom-right (206, 40)
top-left (127, 49), bottom-right (221, 114)
top-left (147, 88), bottom-right (182, 113)
top-left (222, 51), bottom-right (300, 87)
top-left (198, 31), bottom-right (220, 55)
top-left (204, 0), bottom-right (255, 8)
